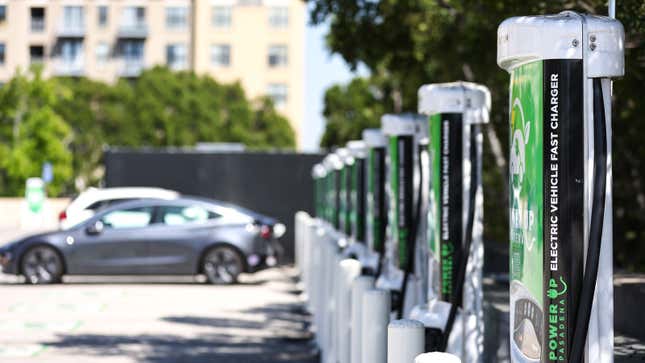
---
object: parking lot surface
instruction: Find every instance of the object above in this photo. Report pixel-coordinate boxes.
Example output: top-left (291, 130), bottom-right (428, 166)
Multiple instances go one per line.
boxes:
top-left (0, 268), bottom-right (316, 363)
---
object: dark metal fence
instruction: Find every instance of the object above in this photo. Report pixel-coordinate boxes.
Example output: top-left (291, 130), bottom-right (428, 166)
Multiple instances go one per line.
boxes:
top-left (104, 148), bottom-right (324, 262)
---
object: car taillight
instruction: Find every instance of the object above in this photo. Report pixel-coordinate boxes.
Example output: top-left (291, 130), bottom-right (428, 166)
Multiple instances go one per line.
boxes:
top-left (260, 225), bottom-right (272, 240)
top-left (58, 210), bottom-right (67, 221)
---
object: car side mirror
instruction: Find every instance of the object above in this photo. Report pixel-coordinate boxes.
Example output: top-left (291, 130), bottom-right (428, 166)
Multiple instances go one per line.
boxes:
top-left (86, 220), bottom-right (104, 235)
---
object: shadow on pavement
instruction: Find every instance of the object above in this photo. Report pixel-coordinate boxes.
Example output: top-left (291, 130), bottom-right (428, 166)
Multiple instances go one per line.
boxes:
top-left (43, 332), bottom-right (318, 363)
top-left (43, 295), bottom-right (317, 362)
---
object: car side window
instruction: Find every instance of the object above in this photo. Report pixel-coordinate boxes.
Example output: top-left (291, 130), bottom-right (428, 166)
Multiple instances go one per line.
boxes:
top-left (100, 207), bottom-right (154, 229)
top-left (159, 205), bottom-right (220, 226)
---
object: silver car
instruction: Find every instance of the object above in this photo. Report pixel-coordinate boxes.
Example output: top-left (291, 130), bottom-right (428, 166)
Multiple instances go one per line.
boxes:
top-left (0, 197), bottom-right (284, 284)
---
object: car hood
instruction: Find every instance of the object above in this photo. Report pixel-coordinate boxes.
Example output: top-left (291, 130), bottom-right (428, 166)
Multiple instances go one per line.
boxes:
top-left (0, 230), bottom-right (64, 252)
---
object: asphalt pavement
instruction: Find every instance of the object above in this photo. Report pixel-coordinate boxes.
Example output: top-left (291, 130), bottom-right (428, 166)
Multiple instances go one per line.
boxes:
top-left (0, 268), bottom-right (317, 363)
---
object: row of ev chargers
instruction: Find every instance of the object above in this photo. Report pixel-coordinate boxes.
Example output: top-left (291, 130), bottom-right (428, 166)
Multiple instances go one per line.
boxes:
top-left (296, 10), bottom-right (624, 363)
top-left (298, 81), bottom-right (491, 363)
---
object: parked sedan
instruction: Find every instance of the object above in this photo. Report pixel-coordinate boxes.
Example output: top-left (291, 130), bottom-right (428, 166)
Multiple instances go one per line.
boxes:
top-left (0, 197), bottom-right (284, 284)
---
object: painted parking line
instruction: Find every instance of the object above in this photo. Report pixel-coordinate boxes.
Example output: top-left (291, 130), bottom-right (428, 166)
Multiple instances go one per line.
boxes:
top-left (0, 320), bottom-right (82, 332)
top-left (0, 344), bottom-right (47, 358)
top-left (9, 302), bottom-right (106, 314)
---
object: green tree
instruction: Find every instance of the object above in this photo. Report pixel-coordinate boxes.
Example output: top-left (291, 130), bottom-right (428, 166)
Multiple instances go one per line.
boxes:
top-left (0, 67), bottom-right (73, 196)
top-left (54, 67), bottom-right (296, 192)
top-left (311, 0), bottom-right (645, 270)
top-left (320, 77), bottom-right (388, 147)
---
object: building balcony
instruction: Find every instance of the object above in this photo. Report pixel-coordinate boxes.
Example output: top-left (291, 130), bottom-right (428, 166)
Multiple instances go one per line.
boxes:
top-left (117, 24), bottom-right (148, 38)
top-left (118, 59), bottom-right (144, 77)
top-left (52, 59), bottom-right (84, 76)
top-left (57, 23), bottom-right (85, 38)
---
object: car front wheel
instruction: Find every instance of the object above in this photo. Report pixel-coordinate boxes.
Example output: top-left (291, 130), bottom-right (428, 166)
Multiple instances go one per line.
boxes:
top-left (202, 246), bottom-right (244, 285)
top-left (21, 246), bottom-right (64, 284)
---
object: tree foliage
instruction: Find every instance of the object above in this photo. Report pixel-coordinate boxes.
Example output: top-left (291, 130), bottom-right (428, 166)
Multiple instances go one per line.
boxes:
top-left (311, 0), bottom-right (645, 270)
top-left (0, 67), bottom-right (73, 196)
top-left (0, 66), bottom-right (296, 196)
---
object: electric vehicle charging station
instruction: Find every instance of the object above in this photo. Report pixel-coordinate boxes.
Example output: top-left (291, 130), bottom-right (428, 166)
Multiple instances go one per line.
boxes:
top-left (363, 129), bottom-right (389, 276)
top-left (497, 11), bottom-right (624, 363)
top-left (342, 141), bottom-right (371, 263)
top-left (323, 153), bottom-right (344, 231)
top-left (407, 82), bottom-right (490, 362)
top-left (375, 113), bottom-right (428, 320)
top-left (313, 163), bottom-right (327, 220)
top-left (337, 148), bottom-right (352, 238)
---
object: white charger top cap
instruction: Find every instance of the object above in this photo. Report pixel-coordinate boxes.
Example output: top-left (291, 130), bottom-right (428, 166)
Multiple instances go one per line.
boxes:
top-left (312, 163), bottom-right (326, 178)
top-left (335, 147), bottom-right (353, 164)
top-left (323, 153), bottom-right (343, 171)
top-left (381, 113), bottom-right (426, 136)
top-left (418, 82), bottom-right (491, 124)
top-left (346, 140), bottom-right (367, 158)
top-left (497, 11), bottom-right (624, 78)
top-left (362, 128), bottom-right (387, 148)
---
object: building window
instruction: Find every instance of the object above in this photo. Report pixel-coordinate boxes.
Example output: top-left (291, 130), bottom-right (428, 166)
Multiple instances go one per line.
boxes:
top-left (56, 39), bottom-right (83, 74)
top-left (30, 45), bottom-right (45, 64)
top-left (212, 6), bottom-right (231, 28)
top-left (166, 7), bottom-right (188, 30)
top-left (122, 7), bottom-right (146, 29)
top-left (268, 7), bottom-right (288, 28)
top-left (98, 6), bottom-right (108, 27)
top-left (0, 43), bottom-right (5, 65)
top-left (0, 5), bottom-right (7, 23)
top-left (210, 44), bottom-right (230, 67)
top-left (30, 7), bottom-right (46, 32)
top-left (120, 40), bottom-right (144, 61)
top-left (267, 83), bottom-right (288, 108)
top-left (268, 45), bottom-right (288, 67)
top-left (62, 6), bottom-right (84, 31)
top-left (166, 44), bottom-right (187, 70)
top-left (96, 42), bottom-right (109, 66)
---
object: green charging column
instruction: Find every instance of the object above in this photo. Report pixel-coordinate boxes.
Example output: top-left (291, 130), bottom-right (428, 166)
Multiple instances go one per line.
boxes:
top-left (375, 113), bottom-right (426, 316)
top-left (363, 129), bottom-right (388, 274)
top-left (498, 12), bottom-right (624, 363)
top-left (410, 82), bottom-right (490, 360)
top-left (323, 153), bottom-right (343, 230)
top-left (312, 164), bottom-right (327, 219)
top-left (336, 148), bottom-right (352, 236)
top-left (347, 141), bottom-right (368, 244)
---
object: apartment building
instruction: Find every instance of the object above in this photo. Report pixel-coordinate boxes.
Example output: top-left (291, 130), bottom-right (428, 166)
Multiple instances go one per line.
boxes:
top-left (0, 0), bottom-right (306, 147)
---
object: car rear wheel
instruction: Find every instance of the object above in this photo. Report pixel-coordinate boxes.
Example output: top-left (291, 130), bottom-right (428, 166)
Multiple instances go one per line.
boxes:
top-left (202, 246), bottom-right (244, 285)
top-left (21, 246), bottom-right (64, 284)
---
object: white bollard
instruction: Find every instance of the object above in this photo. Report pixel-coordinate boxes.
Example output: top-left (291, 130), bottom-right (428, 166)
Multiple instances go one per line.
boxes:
top-left (362, 289), bottom-right (391, 363)
top-left (414, 352), bottom-right (462, 363)
top-left (350, 276), bottom-right (375, 363)
top-left (387, 319), bottom-right (425, 363)
top-left (336, 258), bottom-right (362, 363)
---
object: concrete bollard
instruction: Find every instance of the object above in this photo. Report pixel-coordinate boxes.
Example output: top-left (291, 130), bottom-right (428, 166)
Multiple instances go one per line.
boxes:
top-left (336, 258), bottom-right (362, 363)
top-left (414, 352), bottom-right (462, 363)
top-left (350, 276), bottom-right (375, 363)
top-left (387, 319), bottom-right (425, 363)
top-left (362, 289), bottom-right (391, 363)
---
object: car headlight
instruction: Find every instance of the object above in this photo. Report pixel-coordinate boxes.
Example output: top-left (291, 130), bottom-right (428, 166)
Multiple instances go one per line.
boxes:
top-left (272, 223), bottom-right (286, 238)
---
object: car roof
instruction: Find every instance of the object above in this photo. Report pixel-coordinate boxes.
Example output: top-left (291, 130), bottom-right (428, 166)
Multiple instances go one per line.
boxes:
top-left (80, 187), bottom-right (179, 200)
top-left (67, 187), bottom-right (180, 211)
top-left (89, 197), bottom-right (246, 218)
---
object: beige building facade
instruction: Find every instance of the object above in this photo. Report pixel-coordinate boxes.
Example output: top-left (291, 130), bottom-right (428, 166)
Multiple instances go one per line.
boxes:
top-left (0, 0), bottom-right (306, 146)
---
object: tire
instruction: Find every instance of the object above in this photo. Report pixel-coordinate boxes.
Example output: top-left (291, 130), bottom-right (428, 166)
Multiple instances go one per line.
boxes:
top-left (202, 246), bottom-right (244, 285)
top-left (21, 246), bottom-right (64, 285)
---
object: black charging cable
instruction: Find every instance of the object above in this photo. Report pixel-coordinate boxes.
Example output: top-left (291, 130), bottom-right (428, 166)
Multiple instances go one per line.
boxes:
top-left (569, 78), bottom-right (607, 363)
top-left (439, 126), bottom-right (479, 352)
